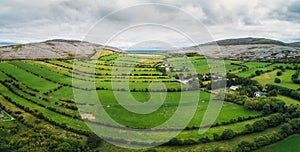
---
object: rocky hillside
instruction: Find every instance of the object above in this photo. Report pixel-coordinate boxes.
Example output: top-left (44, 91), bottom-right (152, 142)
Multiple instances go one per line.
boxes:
top-left (0, 39), bottom-right (121, 60)
top-left (182, 38), bottom-right (300, 62)
top-left (1, 37), bottom-right (299, 62)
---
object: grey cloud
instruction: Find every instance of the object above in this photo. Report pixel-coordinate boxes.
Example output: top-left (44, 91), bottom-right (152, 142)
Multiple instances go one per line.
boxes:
top-left (277, 1), bottom-right (300, 23)
top-left (0, 0), bottom-right (299, 47)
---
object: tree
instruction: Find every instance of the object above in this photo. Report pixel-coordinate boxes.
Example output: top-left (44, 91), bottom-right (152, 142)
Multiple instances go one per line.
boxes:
top-left (221, 129), bottom-right (235, 140)
top-left (255, 70), bottom-right (262, 76)
top-left (0, 139), bottom-right (10, 152)
top-left (274, 78), bottom-right (281, 83)
top-left (279, 124), bottom-right (293, 136)
top-left (213, 133), bottom-right (221, 141)
top-left (145, 149), bottom-right (158, 152)
top-left (276, 71), bottom-right (282, 76)
top-left (242, 124), bottom-right (253, 134)
top-left (292, 74), bottom-right (299, 80)
top-left (263, 104), bottom-right (271, 115)
top-left (198, 136), bottom-right (210, 143)
top-left (87, 134), bottom-right (102, 148)
top-left (237, 141), bottom-right (256, 152)
top-left (288, 119), bottom-right (300, 130)
top-left (211, 147), bottom-right (225, 152)
top-left (267, 113), bottom-right (283, 127)
top-left (244, 98), bottom-right (256, 110)
top-left (268, 89), bottom-right (278, 96)
top-left (270, 100), bottom-right (285, 113)
top-left (254, 136), bottom-right (270, 147)
top-left (54, 142), bottom-right (72, 152)
top-left (253, 120), bottom-right (268, 132)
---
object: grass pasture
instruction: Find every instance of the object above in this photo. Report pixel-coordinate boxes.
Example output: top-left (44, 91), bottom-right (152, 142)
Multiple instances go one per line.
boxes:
top-left (86, 90), bottom-right (261, 129)
top-left (255, 134), bottom-right (300, 152)
top-left (0, 51), bottom-right (299, 151)
top-left (236, 66), bottom-right (274, 78)
top-left (252, 69), bottom-right (300, 90)
top-left (0, 62), bottom-right (59, 92)
top-left (242, 61), bottom-right (272, 68)
top-left (275, 95), bottom-right (300, 105)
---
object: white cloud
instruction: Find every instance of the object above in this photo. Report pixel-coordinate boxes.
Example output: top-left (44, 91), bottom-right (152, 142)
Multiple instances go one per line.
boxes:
top-left (0, 0), bottom-right (299, 47)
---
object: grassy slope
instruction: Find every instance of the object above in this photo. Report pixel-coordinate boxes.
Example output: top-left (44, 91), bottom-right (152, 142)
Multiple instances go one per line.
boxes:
top-left (275, 95), bottom-right (300, 106)
top-left (0, 62), bottom-right (59, 92)
top-left (252, 70), bottom-right (299, 90)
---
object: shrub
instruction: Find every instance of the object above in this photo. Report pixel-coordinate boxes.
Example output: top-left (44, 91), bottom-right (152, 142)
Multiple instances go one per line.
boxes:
top-left (242, 124), bottom-right (253, 135)
top-left (276, 71), bottom-right (282, 76)
top-left (279, 123), bottom-right (293, 136)
top-left (254, 136), bottom-right (270, 148)
top-left (237, 141), bottom-right (256, 152)
top-left (253, 120), bottom-right (268, 132)
top-left (213, 133), bottom-right (221, 141)
top-left (274, 78), bottom-right (281, 83)
top-left (87, 134), bottom-right (102, 148)
top-left (198, 136), bottom-right (210, 143)
top-left (267, 89), bottom-right (278, 96)
top-left (221, 129), bottom-right (235, 140)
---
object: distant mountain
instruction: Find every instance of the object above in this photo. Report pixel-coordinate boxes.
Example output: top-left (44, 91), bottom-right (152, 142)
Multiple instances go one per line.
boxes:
top-left (0, 39), bottom-right (122, 60)
top-left (289, 42), bottom-right (300, 47)
top-left (203, 37), bottom-right (286, 46)
top-left (181, 37), bottom-right (300, 62)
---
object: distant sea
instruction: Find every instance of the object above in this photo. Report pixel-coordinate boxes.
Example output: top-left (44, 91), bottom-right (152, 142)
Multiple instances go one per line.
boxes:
top-left (0, 42), bottom-right (16, 46)
top-left (123, 49), bottom-right (162, 53)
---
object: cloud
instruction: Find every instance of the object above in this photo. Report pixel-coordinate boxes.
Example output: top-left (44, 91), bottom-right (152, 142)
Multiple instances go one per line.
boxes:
top-left (0, 0), bottom-right (299, 47)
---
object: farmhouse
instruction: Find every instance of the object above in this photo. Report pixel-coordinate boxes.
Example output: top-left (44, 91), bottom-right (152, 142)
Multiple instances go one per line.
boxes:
top-left (228, 86), bottom-right (239, 91)
top-left (254, 91), bottom-right (264, 97)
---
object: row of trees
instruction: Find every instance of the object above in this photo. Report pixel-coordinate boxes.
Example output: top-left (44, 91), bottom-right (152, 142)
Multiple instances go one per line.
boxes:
top-left (0, 124), bottom-right (90, 152)
top-left (236, 118), bottom-right (300, 152)
top-left (237, 64), bottom-right (298, 79)
top-left (48, 60), bottom-right (163, 76)
top-left (227, 76), bottom-right (263, 97)
top-left (11, 61), bottom-right (188, 93)
top-left (0, 117), bottom-right (95, 151)
top-left (226, 92), bottom-right (290, 115)
top-left (1, 71), bottom-right (80, 113)
top-left (6, 63), bottom-right (114, 92)
top-left (213, 113), bottom-right (286, 142)
top-left (1, 81), bottom-right (80, 119)
top-left (266, 84), bottom-right (300, 100)
top-left (164, 112), bottom-right (296, 146)
top-left (0, 93), bottom-right (91, 136)
top-left (115, 87), bottom-right (201, 92)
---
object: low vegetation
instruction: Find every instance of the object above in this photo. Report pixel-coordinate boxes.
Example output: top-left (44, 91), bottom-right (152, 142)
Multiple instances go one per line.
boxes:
top-left (0, 49), bottom-right (299, 151)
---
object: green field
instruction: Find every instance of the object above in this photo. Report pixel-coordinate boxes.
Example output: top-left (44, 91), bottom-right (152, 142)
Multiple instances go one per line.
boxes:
top-left (252, 69), bottom-right (300, 90)
top-left (275, 95), bottom-right (300, 105)
top-left (0, 50), bottom-right (299, 151)
top-left (256, 135), bottom-right (300, 152)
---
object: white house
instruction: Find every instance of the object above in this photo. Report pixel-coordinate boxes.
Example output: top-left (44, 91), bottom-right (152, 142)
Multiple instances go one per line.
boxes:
top-left (254, 91), bottom-right (264, 97)
top-left (228, 86), bottom-right (239, 91)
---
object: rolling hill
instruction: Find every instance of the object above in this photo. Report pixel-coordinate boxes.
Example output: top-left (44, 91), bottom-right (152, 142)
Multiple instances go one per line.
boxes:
top-left (182, 37), bottom-right (300, 62)
top-left (0, 37), bottom-right (299, 62)
top-left (0, 39), bottom-right (121, 60)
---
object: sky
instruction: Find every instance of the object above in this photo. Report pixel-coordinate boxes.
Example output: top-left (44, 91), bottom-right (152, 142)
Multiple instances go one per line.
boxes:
top-left (0, 0), bottom-right (300, 48)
